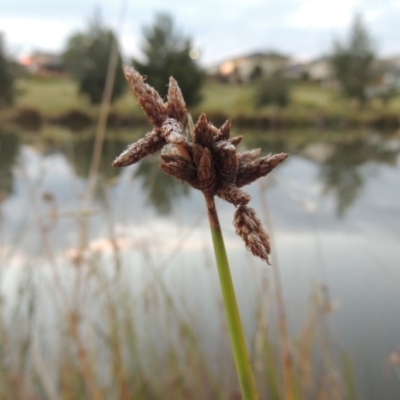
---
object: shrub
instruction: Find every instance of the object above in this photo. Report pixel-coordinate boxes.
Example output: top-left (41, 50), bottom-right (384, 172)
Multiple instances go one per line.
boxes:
top-left (254, 75), bottom-right (291, 108)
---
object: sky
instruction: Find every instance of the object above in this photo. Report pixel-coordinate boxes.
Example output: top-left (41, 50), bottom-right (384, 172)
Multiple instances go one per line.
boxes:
top-left (1, 0), bottom-right (400, 66)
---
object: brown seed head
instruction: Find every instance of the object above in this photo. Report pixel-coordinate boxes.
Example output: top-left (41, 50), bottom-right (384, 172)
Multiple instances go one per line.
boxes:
top-left (160, 154), bottom-right (199, 188)
top-left (238, 149), bottom-right (261, 164)
top-left (234, 205), bottom-right (271, 263)
top-left (214, 141), bottom-right (238, 183)
top-left (197, 147), bottom-right (217, 193)
top-left (229, 136), bottom-right (243, 147)
top-left (123, 65), bottom-right (167, 127)
top-left (112, 129), bottom-right (165, 167)
top-left (215, 119), bottom-right (232, 142)
top-left (192, 143), bottom-right (206, 167)
top-left (161, 118), bottom-right (186, 144)
top-left (113, 67), bottom-right (289, 265)
top-left (166, 77), bottom-right (187, 123)
top-left (216, 184), bottom-right (251, 206)
top-left (193, 114), bottom-right (215, 148)
top-left (236, 152), bottom-right (288, 188)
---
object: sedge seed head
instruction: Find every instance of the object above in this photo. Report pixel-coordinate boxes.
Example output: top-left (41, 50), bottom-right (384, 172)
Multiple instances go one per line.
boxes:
top-left (113, 66), bottom-right (288, 263)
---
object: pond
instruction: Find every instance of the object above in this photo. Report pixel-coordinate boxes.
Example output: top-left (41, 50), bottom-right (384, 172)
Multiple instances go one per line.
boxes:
top-left (0, 127), bottom-right (399, 399)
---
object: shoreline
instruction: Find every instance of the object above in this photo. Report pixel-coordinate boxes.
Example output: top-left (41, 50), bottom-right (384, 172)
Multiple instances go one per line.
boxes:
top-left (4, 107), bottom-right (400, 132)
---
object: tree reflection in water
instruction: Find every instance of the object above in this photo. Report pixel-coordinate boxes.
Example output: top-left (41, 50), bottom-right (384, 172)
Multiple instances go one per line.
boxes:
top-left (319, 136), bottom-right (399, 217)
top-left (1, 129), bottom-right (398, 218)
top-left (236, 130), bottom-right (400, 217)
top-left (59, 134), bottom-right (129, 208)
top-left (67, 135), bottom-right (127, 181)
top-left (0, 129), bottom-right (20, 201)
top-left (9, 132), bottom-right (190, 213)
top-left (134, 157), bottom-right (190, 215)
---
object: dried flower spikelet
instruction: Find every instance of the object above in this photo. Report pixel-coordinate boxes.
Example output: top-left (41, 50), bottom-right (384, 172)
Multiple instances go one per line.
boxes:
top-left (229, 136), bottom-right (243, 147)
top-left (236, 153), bottom-right (289, 188)
top-left (162, 137), bottom-right (193, 162)
top-left (112, 129), bottom-right (165, 167)
top-left (192, 143), bottom-right (206, 167)
top-left (123, 65), bottom-right (167, 127)
top-left (160, 155), bottom-right (199, 188)
top-left (217, 184), bottom-right (251, 206)
top-left (214, 141), bottom-right (238, 183)
top-left (234, 205), bottom-right (271, 263)
top-left (176, 142), bottom-right (193, 162)
top-left (215, 119), bottom-right (232, 142)
top-left (166, 77), bottom-right (187, 123)
top-left (209, 124), bottom-right (219, 137)
top-left (238, 149), bottom-right (261, 164)
top-left (197, 147), bottom-right (216, 193)
top-left (193, 114), bottom-right (215, 147)
top-left (161, 118), bottom-right (186, 144)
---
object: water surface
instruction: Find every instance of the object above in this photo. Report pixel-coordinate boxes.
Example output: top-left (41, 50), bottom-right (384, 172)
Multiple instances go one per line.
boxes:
top-left (0, 128), bottom-right (399, 398)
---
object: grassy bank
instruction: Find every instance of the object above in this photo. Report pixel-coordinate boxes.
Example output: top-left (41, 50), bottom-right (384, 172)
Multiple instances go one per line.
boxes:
top-left (3, 77), bottom-right (400, 131)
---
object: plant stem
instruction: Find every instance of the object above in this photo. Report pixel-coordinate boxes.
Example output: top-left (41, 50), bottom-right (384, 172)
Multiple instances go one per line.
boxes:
top-left (204, 193), bottom-right (258, 400)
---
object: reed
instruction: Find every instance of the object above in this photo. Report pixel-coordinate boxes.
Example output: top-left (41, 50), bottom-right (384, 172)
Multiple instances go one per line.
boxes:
top-left (112, 66), bottom-right (288, 400)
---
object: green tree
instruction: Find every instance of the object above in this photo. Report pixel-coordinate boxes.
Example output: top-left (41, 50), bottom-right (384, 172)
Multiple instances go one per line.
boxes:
top-left (133, 13), bottom-right (205, 107)
top-left (0, 129), bottom-right (20, 200)
top-left (62, 12), bottom-right (126, 104)
top-left (0, 34), bottom-right (15, 107)
top-left (249, 64), bottom-right (263, 82)
top-left (330, 15), bottom-right (376, 105)
top-left (254, 74), bottom-right (291, 108)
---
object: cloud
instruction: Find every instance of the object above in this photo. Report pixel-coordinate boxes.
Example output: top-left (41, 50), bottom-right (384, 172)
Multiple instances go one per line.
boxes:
top-left (289, 0), bottom-right (358, 29)
top-left (1, 0), bottom-right (400, 63)
top-left (0, 16), bottom-right (73, 55)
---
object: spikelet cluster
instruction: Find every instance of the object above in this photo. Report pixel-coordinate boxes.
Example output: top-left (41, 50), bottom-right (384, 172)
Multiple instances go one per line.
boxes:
top-left (113, 66), bottom-right (288, 263)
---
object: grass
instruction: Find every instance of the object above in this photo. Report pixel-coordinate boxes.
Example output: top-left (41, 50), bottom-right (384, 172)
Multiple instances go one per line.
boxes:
top-left (16, 78), bottom-right (86, 116)
top-left (14, 77), bottom-right (144, 118)
top-left (195, 82), bottom-right (256, 116)
top-left (9, 77), bottom-right (400, 129)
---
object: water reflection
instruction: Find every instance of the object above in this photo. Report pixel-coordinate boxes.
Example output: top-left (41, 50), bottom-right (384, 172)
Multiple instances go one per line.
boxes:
top-left (66, 134), bottom-right (191, 213)
top-left (66, 135), bottom-right (128, 181)
top-left (135, 157), bottom-right (190, 215)
top-left (243, 132), bottom-right (288, 155)
top-left (243, 131), bottom-right (400, 216)
top-left (0, 129), bottom-right (399, 399)
top-left (0, 129), bottom-right (20, 202)
top-left (1, 130), bottom-right (399, 219)
top-left (319, 136), bottom-right (399, 216)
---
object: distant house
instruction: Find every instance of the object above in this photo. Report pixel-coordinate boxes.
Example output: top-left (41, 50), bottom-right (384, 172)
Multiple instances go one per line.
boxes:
top-left (303, 57), bottom-right (335, 86)
top-left (282, 62), bottom-right (306, 80)
top-left (213, 51), bottom-right (290, 83)
top-left (20, 52), bottom-right (65, 77)
top-left (365, 57), bottom-right (400, 100)
top-left (377, 57), bottom-right (400, 88)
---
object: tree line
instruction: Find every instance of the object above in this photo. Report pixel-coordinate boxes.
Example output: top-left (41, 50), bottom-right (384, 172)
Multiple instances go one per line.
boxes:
top-left (0, 13), bottom-right (391, 109)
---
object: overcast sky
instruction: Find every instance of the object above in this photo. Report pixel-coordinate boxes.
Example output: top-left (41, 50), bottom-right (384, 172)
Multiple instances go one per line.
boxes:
top-left (1, 0), bottom-right (400, 65)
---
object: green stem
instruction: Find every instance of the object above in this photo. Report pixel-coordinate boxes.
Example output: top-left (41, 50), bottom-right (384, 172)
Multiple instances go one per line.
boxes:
top-left (204, 193), bottom-right (258, 400)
